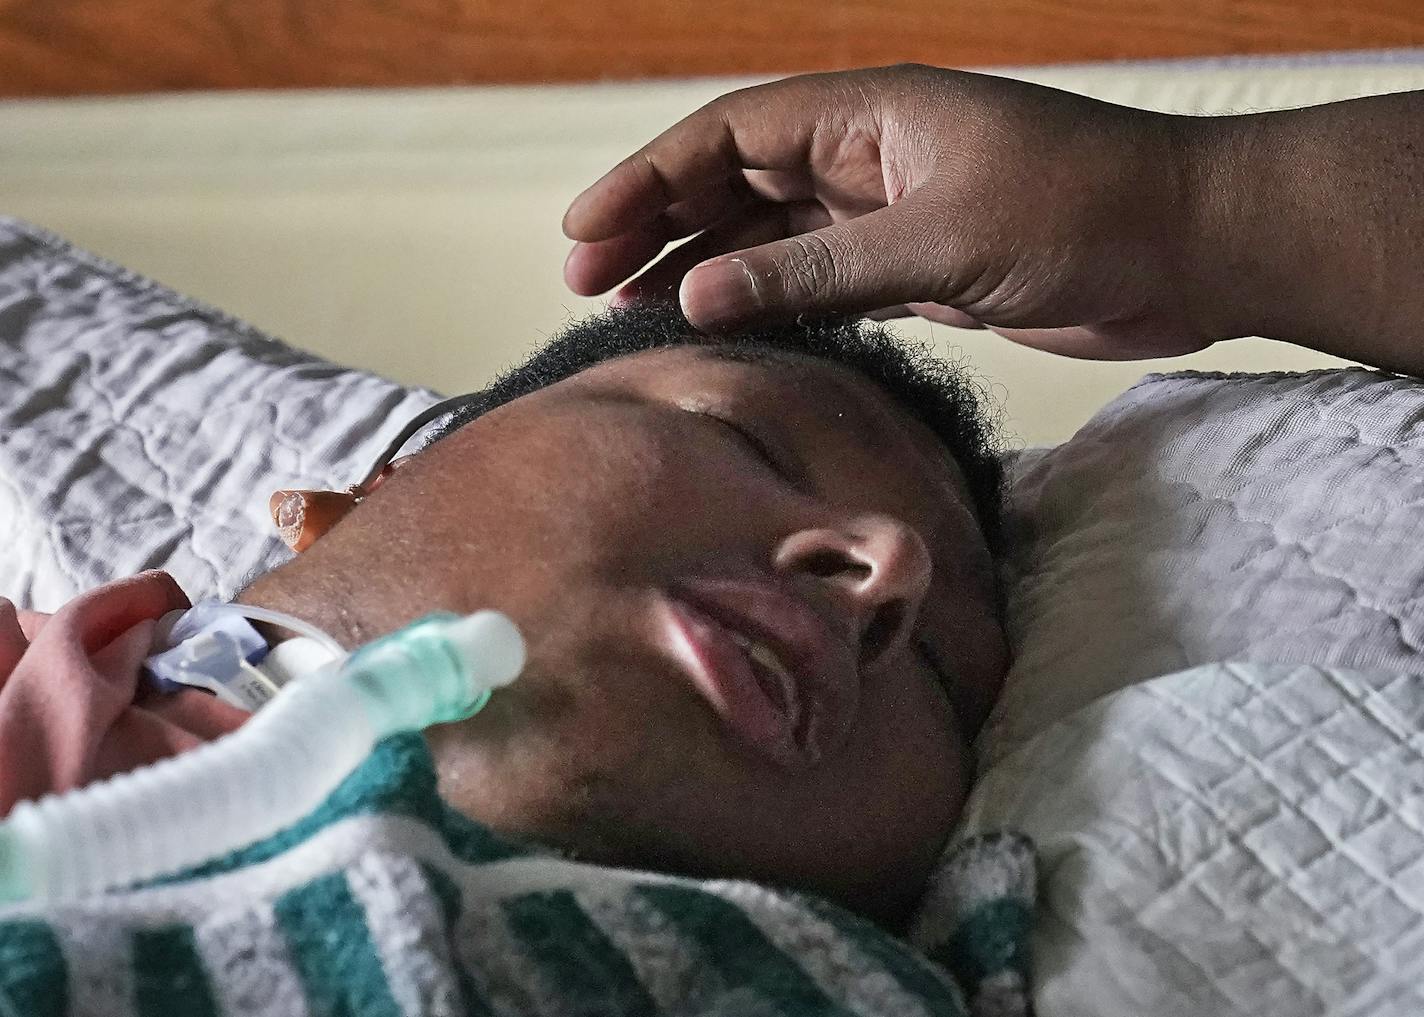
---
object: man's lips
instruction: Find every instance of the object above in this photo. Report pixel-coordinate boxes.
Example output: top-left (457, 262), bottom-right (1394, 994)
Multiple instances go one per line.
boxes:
top-left (657, 578), bottom-right (858, 769)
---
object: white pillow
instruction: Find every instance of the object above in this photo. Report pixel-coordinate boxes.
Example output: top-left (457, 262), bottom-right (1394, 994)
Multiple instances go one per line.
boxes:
top-left (983, 367), bottom-right (1424, 767)
top-left (0, 217), bottom-right (439, 610)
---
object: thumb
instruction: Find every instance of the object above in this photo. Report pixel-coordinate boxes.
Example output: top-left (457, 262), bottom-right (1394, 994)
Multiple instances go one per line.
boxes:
top-left (679, 196), bottom-right (954, 330)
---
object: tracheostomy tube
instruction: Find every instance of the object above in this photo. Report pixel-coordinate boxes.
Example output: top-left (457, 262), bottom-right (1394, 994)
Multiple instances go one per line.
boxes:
top-left (0, 609), bottom-right (524, 904)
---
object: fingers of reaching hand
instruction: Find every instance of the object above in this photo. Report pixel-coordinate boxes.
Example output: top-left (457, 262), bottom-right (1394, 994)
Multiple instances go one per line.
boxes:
top-left (562, 83), bottom-right (820, 243)
top-left (565, 177), bottom-right (757, 296)
top-left (866, 303), bottom-right (986, 329)
top-left (993, 323), bottom-right (1210, 360)
top-left (564, 166), bottom-right (824, 296)
top-left (680, 194), bottom-right (954, 329)
top-left (562, 142), bottom-right (733, 244)
top-left (561, 75), bottom-right (966, 328)
top-left (905, 302), bottom-right (986, 329)
top-left (610, 201), bottom-right (834, 304)
top-left (742, 168), bottom-right (818, 204)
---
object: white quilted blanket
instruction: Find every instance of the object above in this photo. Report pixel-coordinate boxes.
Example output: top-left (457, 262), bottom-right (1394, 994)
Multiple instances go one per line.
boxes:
top-left (960, 661), bottom-right (1424, 1016)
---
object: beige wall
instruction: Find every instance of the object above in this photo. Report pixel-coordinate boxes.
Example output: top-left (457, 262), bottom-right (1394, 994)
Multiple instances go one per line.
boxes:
top-left (2, 57), bottom-right (1419, 445)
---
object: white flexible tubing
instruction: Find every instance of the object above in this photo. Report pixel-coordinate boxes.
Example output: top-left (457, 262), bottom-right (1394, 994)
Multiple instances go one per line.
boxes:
top-left (0, 610), bottom-right (523, 903)
top-left (225, 603), bottom-right (345, 657)
top-left (3, 662), bottom-right (372, 901)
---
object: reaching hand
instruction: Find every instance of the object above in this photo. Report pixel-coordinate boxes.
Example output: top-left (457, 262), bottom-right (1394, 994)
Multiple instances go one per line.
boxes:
top-left (563, 64), bottom-right (1220, 360)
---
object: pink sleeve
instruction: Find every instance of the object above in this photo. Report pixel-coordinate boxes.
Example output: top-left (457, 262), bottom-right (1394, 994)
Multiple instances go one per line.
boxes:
top-left (0, 572), bottom-right (249, 817)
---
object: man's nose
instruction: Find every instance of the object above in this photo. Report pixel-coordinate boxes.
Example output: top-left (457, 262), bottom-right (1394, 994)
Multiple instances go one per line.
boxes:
top-left (773, 513), bottom-right (933, 670)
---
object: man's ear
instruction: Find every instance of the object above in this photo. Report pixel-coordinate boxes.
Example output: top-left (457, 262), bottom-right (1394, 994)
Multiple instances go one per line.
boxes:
top-left (269, 489), bottom-right (359, 552)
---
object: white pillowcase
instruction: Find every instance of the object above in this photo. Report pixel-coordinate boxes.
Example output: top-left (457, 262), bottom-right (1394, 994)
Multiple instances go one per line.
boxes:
top-left (0, 217), bottom-right (439, 610)
top-left (983, 367), bottom-right (1424, 767)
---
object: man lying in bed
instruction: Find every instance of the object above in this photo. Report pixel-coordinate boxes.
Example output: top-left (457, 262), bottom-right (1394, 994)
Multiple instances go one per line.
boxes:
top-left (258, 300), bottom-right (1011, 925)
top-left (0, 300), bottom-right (1007, 930)
top-left (6, 61), bottom-right (1421, 1009)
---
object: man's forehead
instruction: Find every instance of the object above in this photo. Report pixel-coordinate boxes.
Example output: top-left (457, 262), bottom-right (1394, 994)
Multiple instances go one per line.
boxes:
top-left (689, 343), bottom-right (835, 375)
top-left (572, 343), bottom-right (976, 509)
top-left (577, 342), bottom-right (830, 378)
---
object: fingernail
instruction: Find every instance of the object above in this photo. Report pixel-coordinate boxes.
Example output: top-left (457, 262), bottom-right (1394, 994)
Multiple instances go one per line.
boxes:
top-left (682, 258), bottom-right (760, 327)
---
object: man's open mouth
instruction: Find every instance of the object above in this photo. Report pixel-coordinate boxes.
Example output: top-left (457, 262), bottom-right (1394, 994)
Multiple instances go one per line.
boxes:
top-left (658, 577), bottom-right (858, 769)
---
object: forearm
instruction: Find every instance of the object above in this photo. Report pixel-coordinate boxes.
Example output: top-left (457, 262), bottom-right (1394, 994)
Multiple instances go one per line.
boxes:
top-left (1186, 92), bottom-right (1424, 374)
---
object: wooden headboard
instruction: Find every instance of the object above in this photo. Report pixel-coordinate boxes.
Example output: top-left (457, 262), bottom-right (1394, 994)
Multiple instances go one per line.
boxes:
top-left (2, 0), bottom-right (1422, 98)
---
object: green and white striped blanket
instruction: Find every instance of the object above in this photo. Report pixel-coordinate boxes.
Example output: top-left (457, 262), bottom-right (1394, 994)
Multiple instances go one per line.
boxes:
top-left (0, 736), bottom-right (1033, 1017)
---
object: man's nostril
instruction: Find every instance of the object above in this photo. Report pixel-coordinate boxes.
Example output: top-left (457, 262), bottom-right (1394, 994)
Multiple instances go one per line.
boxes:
top-left (859, 602), bottom-right (906, 667)
top-left (800, 549), bottom-right (867, 579)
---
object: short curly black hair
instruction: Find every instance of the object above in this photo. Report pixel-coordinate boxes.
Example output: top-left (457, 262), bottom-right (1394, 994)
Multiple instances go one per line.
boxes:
top-left (427, 302), bottom-right (1006, 550)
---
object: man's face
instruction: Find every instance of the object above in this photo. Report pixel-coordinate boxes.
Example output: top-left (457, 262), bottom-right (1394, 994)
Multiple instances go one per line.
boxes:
top-left (243, 346), bottom-right (1006, 922)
